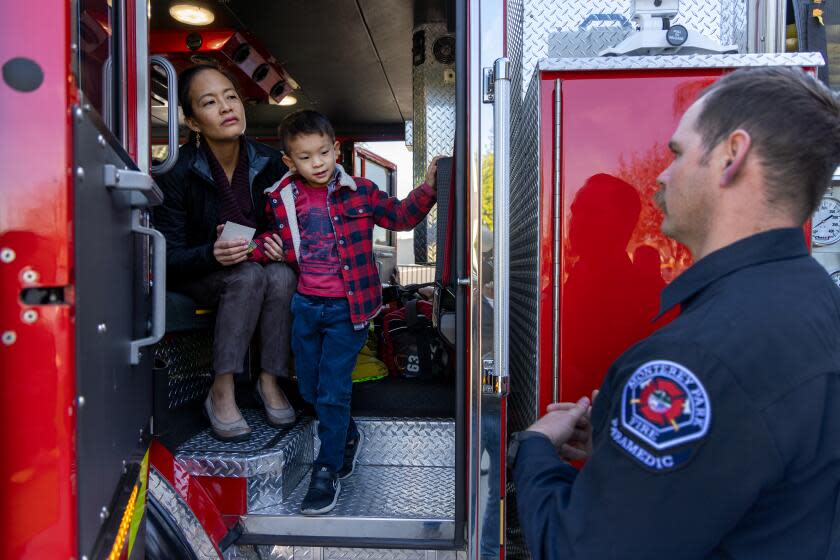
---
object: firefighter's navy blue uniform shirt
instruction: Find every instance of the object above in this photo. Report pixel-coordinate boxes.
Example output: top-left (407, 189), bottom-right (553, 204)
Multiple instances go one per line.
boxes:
top-left (513, 228), bottom-right (840, 559)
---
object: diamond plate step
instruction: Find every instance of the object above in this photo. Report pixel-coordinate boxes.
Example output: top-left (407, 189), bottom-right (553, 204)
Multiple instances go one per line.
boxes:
top-left (174, 410), bottom-right (315, 511)
top-left (240, 418), bottom-right (456, 543)
top-left (242, 465), bottom-right (455, 541)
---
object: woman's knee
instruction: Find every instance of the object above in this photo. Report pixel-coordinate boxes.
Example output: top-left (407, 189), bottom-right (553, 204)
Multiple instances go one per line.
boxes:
top-left (223, 262), bottom-right (266, 293)
top-left (263, 263), bottom-right (297, 298)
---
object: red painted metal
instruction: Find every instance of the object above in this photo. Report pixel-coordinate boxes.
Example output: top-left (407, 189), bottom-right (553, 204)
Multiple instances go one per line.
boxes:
top-left (150, 29), bottom-right (295, 104)
top-left (125, 0), bottom-right (138, 161)
top-left (537, 69), bottom-right (734, 414)
top-left (0, 0), bottom-right (78, 557)
top-left (194, 476), bottom-right (248, 521)
top-left (149, 442), bottom-right (227, 554)
top-left (355, 146), bottom-right (398, 171)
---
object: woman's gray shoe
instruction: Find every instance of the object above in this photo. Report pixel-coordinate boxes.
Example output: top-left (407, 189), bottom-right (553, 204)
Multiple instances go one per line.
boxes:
top-left (204, 394), bottom-right (252, 442)
top-left (256, 377), bottom-right (297, 427)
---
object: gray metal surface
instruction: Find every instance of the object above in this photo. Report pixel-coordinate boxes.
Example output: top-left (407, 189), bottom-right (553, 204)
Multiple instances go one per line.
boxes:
top-left (228, 546), bottom-right (467, 560)
top-left (412, 22), bottom-right (456, 263)
top-left (537, 52), bottom-right (826, 71)
top-left (73, 103), bottom-right (154, 558)
top-left (155, 330), bottom-right (214, 409)
top-left (252, 465), bottom-right (454, 520)
top-left (176, 413), bottom-right (314, 509)
top-left (149, 467), bottom-right (220, 559)
top-left (513, 0), bottom-right (750, 96)
top-left (353, 418), bottom-right (455, 467)
top-left (507, 72), bottom-right (542, 437)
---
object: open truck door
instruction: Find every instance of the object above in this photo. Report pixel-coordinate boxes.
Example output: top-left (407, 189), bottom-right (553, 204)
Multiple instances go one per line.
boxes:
top-left (1, 0), bottom-right (163, 557)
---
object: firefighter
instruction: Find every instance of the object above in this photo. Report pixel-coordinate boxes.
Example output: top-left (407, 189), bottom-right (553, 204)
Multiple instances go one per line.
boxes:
top-left (509, 66), bottom-right (840, 559)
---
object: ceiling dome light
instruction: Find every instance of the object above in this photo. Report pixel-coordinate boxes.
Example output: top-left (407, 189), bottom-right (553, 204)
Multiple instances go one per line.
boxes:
top-left (278, 95), bottom-right (297, 107)
top-left (169, 3), bottom-right (215, 26)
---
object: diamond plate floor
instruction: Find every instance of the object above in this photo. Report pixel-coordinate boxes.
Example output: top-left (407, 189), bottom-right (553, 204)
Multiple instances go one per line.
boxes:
top-left (176, 416), bottom-right (457, 542)
top-left (242, 418), bottom-right (456, 542)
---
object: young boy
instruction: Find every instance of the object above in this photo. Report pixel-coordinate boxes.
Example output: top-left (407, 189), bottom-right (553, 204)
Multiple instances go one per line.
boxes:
top-left (251, 110), bottom-right (440, 515)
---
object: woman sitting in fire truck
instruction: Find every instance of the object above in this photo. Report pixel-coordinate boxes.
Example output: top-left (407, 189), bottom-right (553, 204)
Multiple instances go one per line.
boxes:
top-left (154, 64), bottom-right (297, 442)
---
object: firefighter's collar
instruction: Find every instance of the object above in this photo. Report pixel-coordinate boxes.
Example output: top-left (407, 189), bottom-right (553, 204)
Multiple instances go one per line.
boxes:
top-left (655, 227), bottom-right (808, 320)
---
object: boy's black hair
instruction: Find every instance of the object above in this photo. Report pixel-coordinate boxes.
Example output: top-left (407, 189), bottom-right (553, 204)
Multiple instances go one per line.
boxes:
top-left (279, 110), bottom-right (336, 154)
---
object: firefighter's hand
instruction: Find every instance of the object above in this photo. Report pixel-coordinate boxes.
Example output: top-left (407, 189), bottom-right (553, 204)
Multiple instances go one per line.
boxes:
top-left (546, 389), bottom-right (598, 461)
top-left (214, 225), bottom-right (250, 266)
top-left (526, 396), bottom-right (590, 454)
top-left (424, 155), bottom-right (445, 190)
top-left (262, 234), bottom-right (285, 262)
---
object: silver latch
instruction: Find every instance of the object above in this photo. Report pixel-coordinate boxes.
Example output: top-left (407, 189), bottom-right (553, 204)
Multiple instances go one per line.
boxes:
top-left (103, 164), bottom-right (164, 207)
top-left (482, 67), bottom-right (495, 103)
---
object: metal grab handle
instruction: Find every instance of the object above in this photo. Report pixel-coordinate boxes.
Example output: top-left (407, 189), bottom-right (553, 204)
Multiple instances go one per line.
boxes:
top-left (150, 55), bottom-right (179, 175)
top-left (130, 210), bottom-right (166, 365)
top-left (104, 164), bottom-right (164, 207)
top-left (491, 57), bottom-right (511, 398)
top-left (578, 13), bottom-right (632, 30)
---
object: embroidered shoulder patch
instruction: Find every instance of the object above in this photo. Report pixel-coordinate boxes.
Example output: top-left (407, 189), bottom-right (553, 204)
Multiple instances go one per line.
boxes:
top-left (610, 360), bottom-right (711, 472)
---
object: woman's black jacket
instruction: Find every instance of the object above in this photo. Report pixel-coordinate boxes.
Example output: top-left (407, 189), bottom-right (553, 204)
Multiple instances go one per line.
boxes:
top-left (153, 139), bottom-right (287, 286)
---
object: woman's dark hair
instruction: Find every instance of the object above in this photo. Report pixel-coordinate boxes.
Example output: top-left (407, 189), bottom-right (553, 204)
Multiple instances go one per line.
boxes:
top-left (279, 110), bottom-right (336, 154)
top-left (177, 63), bottom-right (241, 118)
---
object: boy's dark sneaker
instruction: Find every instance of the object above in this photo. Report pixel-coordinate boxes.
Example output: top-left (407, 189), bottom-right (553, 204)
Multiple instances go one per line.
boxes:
top-left (300, 465), bottom-right (340, 515)
top-left (338, 430), bottom-right (364, 480)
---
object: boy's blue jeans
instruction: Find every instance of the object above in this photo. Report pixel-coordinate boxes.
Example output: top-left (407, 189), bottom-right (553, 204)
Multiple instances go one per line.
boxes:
top-left (291, 293), bottom-right (367, 473)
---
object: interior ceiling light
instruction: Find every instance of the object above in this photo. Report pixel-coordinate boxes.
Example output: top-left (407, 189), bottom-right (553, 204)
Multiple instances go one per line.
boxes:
top-left (278, 95), bottom-right (297, 107)
top-left (169, 3), bottom-right (215, 26)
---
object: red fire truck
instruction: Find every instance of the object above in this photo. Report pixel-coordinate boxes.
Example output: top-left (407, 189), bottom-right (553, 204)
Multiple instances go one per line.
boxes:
top-left (2, 0), bottom-right (838, 558)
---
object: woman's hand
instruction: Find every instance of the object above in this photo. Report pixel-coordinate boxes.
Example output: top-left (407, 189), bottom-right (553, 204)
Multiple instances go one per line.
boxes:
top-left (262, 233), bottom-right (285, 262)
top-left (213, 224), bottom-right (250, 266)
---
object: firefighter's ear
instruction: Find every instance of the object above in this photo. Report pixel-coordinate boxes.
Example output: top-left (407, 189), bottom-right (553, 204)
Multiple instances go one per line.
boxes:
top-left (720, 129), bottom-right (751, 187)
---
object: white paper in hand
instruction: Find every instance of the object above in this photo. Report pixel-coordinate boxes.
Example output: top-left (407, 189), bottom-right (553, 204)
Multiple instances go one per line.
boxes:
top-left (219, 221), bottom-right (256, 243)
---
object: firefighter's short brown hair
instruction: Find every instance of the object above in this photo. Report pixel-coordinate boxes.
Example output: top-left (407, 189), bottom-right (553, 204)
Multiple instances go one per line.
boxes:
top-left (695, 66), bottom-right (840, 222)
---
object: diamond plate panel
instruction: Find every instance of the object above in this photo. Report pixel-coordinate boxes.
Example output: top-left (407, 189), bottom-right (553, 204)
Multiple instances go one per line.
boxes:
top-left (155, 331), bottom-right (214, 409)
top-left (514, 0), bottom-right (751, 97)
top-left (176, 414), bottom-right (314, 509)
top-left (227, 546), bottom-right (465, 559)
top-left (149, 468), bottom-right (218, 559)
top-left (413, 23), bottom-right (456, 263)
top-left (537, 52), bottom-right (826, 71)
top-left (325, 549), bottom-right (426, 560)
top-left (354, 418), bottom-right (455, 467)
top-left (253, 465), bottom-right (455, 519)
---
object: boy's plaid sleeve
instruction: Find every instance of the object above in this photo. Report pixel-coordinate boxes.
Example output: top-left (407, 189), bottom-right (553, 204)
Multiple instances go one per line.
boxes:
top-left (369, 181), bottom-right (437, 231)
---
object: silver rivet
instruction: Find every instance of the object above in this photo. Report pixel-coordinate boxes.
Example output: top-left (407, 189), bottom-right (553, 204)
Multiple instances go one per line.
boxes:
top-left (70, 43), bottom-right (78, 53)
top-left (21, 269), bottom-right (38, 284)
top-left (97, 134), bottom-right (106, 147)
top-left (97, 323), bottom-right (107, 333)
top-left (83, 104), bottom-right (92, 112)
top-left (21, 309), bottom-right (38, 324)
top-left (343, 265), bottom-right (349, 270)
top-left (76, 167), bottom-right (85, 181)
top-left (99, 506), bottom-right (108, 520)
top-left (74, 107), bottom-right (84, 121)
top-left (2, 331), bottom-right (16, 345)
top-left (77, 395), bottom-right (85, 407)
top-left (0, 248), bottom-right (15, 263)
